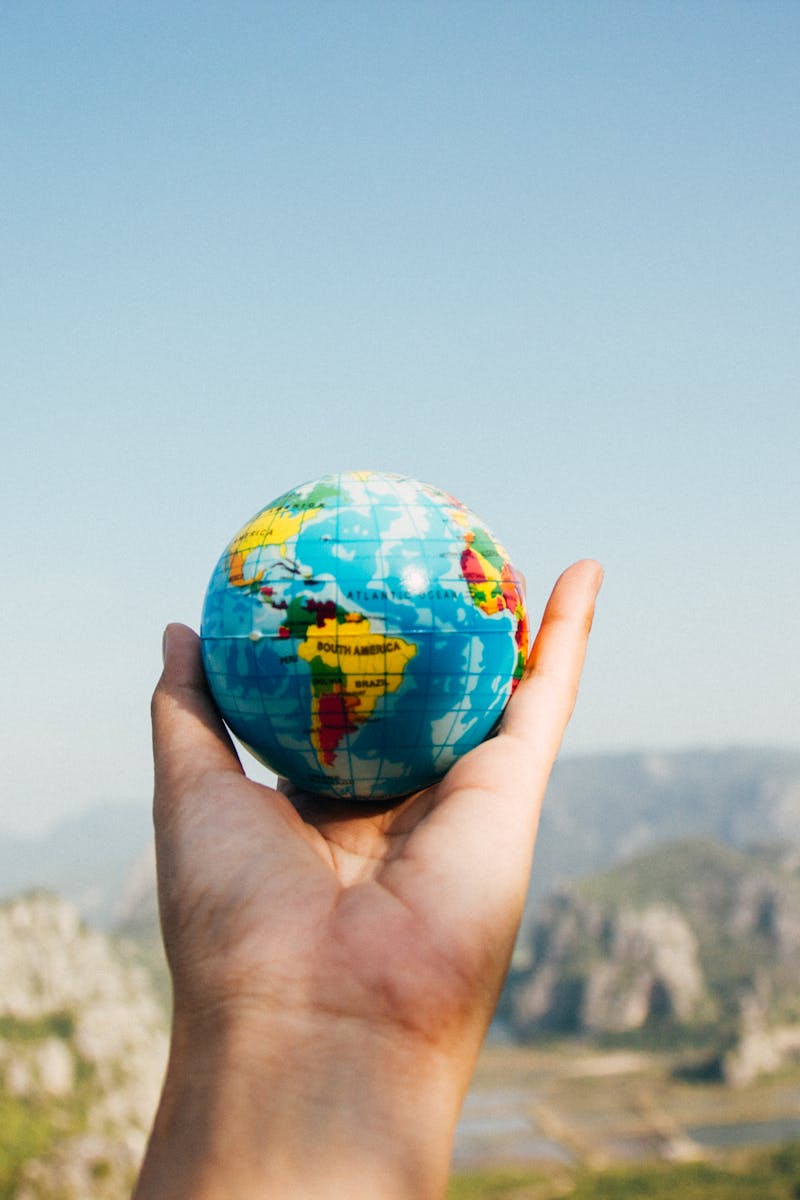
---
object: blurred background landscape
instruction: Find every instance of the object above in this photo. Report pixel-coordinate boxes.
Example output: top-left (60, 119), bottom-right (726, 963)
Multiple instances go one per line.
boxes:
top-left (2, 1), bottom-right (798, 1196)
top-left (3, 746), bottom-right (800, 1196)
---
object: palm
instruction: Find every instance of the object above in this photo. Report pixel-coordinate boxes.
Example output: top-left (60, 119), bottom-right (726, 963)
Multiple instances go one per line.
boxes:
top-left (158, 755), bottom-right (520, 1046)
top-left (153, 560), bottom-right (601, 1052)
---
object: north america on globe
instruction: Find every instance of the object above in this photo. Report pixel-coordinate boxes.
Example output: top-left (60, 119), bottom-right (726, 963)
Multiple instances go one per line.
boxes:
top-left (200, 470), bottom-right (529, 801)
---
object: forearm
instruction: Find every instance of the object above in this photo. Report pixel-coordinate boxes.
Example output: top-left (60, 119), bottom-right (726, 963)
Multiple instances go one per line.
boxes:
top-left (134, 1006), bottom-right (467, 1200)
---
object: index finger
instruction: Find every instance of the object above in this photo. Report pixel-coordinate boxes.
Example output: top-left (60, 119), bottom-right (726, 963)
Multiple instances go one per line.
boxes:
top-left (395, 560), bottom-right (603, 909)
top-left (501, 558), bottom-right (604, 767)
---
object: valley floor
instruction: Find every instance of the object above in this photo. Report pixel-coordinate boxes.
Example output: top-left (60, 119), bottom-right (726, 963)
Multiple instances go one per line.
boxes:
top-left (452, 1040), bottom-right (800, 1175)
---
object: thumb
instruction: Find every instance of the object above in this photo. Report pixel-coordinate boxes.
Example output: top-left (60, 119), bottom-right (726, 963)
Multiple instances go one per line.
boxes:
top-left (151, 623), bottom-right (243, 806)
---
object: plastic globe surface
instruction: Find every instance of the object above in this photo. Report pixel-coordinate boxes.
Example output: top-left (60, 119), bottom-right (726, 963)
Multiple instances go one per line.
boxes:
top-left (200, 471), bottom-right (529, 802)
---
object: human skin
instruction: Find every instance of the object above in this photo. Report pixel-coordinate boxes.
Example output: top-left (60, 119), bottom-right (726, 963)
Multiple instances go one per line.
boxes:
top-left (134, 559), bottom-right (603, 1200)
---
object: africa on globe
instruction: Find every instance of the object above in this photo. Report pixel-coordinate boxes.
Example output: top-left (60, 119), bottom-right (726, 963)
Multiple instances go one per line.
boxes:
top-left (200, 471), bottom-right (529, 801)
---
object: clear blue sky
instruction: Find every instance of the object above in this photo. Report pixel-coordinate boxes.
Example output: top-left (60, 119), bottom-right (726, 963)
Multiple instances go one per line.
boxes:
top-left (2, 2), bottom-right (797, 834)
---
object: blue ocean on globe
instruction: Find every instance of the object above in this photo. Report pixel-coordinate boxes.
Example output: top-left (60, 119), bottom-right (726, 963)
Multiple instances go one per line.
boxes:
top-left (200, 471), bottom-right (529, 801)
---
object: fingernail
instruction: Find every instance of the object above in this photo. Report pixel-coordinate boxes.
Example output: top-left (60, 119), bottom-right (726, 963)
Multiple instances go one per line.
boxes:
top-left (161, 627), bottom-right (170, 666)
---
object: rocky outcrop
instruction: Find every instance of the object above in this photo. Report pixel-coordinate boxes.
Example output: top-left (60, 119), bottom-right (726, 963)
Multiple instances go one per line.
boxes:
top-left (510, 839), bottom-right (800, 1081)
top-left (728, 868), bottom-right (800, 957)
top-left (582, 905), bottom-right (707, 1033)
top-left (722, 987), bottom-right (784, 1087)
top-left (512, 893), bottom-right (709, 1037)
top-left (0, 892), bottom-right (168, 1199)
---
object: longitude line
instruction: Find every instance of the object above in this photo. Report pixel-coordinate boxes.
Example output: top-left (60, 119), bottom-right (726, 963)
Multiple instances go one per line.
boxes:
top-left (387, 474), bottom-right (435, 786)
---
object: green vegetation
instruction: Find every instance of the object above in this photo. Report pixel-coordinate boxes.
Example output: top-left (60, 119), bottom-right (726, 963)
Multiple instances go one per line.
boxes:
top-left (0, 1012), bottom-right (74, 1042)
top-left (568, 1160), bottom-right (788, 1200)
top-left (448, 1142), bottom-right (800, 1200)
top-left (0, 1008), bottom-right (98, 1197)
top-left (447, 1165), bottom-right (562, 1199)
top-left (0, 1094), bottom-right (58, 1200)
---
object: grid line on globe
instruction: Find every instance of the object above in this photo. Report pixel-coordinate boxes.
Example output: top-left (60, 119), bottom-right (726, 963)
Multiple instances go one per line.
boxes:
top-left (371, 481), bottom-right (391, 791)
top-left (200, 470), bottom-right (530, 802)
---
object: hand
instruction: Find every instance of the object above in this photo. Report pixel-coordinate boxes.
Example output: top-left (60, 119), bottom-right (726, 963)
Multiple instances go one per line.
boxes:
top-left (135, 559), bottom-right (603, 1200)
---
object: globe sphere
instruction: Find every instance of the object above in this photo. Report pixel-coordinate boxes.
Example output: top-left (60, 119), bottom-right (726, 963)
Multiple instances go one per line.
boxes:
top-left (200, 471), bottom-right (529, 802)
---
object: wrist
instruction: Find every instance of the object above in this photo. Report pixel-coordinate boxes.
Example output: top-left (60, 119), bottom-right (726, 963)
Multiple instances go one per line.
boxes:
top-left (135, 1001), bottom-right (467, 1200)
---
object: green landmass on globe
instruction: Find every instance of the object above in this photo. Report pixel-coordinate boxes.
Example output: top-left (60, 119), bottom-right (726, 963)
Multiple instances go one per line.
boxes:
top-left (200, 470), bottom-right (528, 801)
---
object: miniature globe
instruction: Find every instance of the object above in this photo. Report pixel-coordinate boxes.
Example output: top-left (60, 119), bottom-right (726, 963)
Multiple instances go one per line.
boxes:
top-left (200, 471), bottom-right (529, 802)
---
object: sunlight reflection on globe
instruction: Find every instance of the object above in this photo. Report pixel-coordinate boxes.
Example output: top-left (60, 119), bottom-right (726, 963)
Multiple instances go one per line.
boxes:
top-left (200, 471), bottom-right (529, 802)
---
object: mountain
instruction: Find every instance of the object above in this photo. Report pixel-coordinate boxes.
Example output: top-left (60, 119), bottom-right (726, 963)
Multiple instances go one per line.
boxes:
top-left (3, 746), bottom-right (799, 1023)
top-left (509, 838), bottom-right (800, 1082)
top-left (0, 892), bottom-right (167, 1198)
top-left (0, 803), bottom-right (153, 928)
top-left (529, 746), bottom-right (800, 906)
top-left (2, 750), bottom-right (799, 1193)
top-left (2, 748), bottom-right (798, 935)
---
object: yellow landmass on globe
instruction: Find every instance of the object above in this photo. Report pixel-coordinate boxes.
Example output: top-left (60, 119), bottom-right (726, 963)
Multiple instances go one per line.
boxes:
top-left (463, 545), bottom-right (507, 614)
top-left (297, 615), bottom-right (417, 769)
top-left (226, 504), bottom-right (323, 587)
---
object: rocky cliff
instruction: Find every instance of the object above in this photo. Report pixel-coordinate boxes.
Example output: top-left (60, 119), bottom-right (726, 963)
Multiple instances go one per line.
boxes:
top-left (0, 893), bottom-right (167, 1199)
top-left (509, 840), bottom-right (800, 1082)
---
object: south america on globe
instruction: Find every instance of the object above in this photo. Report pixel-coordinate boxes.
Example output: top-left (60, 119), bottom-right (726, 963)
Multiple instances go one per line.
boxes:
top-left (200, 471), bottom-right (529, 802)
